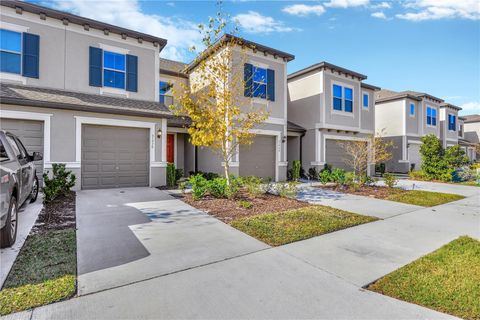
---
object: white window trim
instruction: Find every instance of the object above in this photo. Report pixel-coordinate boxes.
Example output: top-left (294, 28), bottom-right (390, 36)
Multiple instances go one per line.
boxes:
top-left (74, 116), bottom-right (165, 187)
top-left (0, 110), bottom-right (52, 163)
top-left (426, 105), bottom-right (437, 127)
top-left (362, 91), bottom-right (369, 110)
top-left (331, 81), bottom-right (354, 116)
top-left (247, 129), bottom-right (282, 182)
top-left (409, 102), bottom-right (416, 118)
top-left (100, 86), bottom-right (129, 97)
top-left (99, 43), bottom-right (130, 55)
top-left (0, 28), bottom-right (23, 77)
top-left (102, 50), bottom-right (127, 91)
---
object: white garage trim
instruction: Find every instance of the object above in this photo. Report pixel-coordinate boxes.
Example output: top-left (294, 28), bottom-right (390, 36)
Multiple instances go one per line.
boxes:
top-left (74, 116), bottom-right (161, 187)
top-left (249, 129), bottom-right (281, 181)
top-left (0, 110), bottom-right (52, 163)
top-left (407, 140), bottom-right (422, 144)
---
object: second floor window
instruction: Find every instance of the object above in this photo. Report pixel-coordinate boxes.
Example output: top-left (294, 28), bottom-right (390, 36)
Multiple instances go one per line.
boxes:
top-left (410, 103), bottom-right (415, 116)
top-left (448, 114), bottom-right (456, 131)
top-left (363, 93), bottom-right (369, 109)
top-left (244, 63), bottom-right (275, 101)
top-left (159, 81), bottom-right (173, 105)
top-left (426, 106), bottom-right (437, 126)
top-left (103, 51), bottom-right (126, 89)
top-left (253, 66), bottom-right (267, 99)
top-left (333, 84), bottom-right (353, 113)
top-left (0, 29), bottom-right (21, 74)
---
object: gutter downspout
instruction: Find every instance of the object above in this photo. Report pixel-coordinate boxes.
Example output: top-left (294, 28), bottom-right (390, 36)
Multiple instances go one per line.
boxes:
top-left (299, 131), bottom-right (306, 165)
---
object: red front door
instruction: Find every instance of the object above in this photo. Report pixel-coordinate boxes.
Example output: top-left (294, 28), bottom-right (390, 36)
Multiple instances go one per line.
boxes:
top-left (167, 134), bottom-right (174, 163)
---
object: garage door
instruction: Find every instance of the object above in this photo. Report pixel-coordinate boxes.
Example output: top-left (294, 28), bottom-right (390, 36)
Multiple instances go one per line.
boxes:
top-left (325, 139), bottom-right (355, 171)
top-left (407, 144), bottom-right (421, 171)
top-left (0, 118), bottom-right (44, 183)
top-left (239, 135), bottom-right (275, 180)
top-left (81, 125), bottom-right (149, 189)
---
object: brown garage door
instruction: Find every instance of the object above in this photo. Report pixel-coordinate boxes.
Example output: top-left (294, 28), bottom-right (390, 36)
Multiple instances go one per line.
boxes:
top-left (239, 135), bottom-right (275, 180)
top-left (325, 139), bottom-right (355, 171)
top-left (81, 125), bottom-right (149, 189)
top-left (0, 118), bottom-right (44, 183)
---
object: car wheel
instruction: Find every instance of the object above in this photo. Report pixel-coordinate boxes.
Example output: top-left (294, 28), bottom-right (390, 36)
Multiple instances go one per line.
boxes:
top-left (0, 196), bottom-right (18, 248)
top-left (30, 176), bottom-right (39, 203)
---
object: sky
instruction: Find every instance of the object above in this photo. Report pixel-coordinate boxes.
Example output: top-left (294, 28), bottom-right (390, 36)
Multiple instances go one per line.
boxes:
top-left (35, 0), bottom-right (480, 115)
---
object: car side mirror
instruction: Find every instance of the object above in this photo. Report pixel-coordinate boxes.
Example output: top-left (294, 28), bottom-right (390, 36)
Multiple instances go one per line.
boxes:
top-left (31, 152), bottom-right (43, 162)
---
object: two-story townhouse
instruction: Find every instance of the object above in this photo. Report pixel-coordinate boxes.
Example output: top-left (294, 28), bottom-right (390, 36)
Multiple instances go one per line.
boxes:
top-left (462, 114), bottom-right (480, 161)
top-left (161, 35), bottom-right (294, 181)
top-left (287, 62), bottom-right (379, 174)
top-left (439, 103), bottom-right (462, 148)
top-left (0, 0), bottom-right (173, 189)
top-left (375, 90), bottom-right (444, 173)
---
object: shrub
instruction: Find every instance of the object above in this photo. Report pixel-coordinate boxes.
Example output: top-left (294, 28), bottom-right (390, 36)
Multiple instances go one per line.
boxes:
top-left (359, 174), bottom-right (375, 186)
top-left (242, 176), bottom-right (263, 197)
top-left (276, 182), bottom-right (298, 198)
top-left (331, 168), bottom-right (346, 185)
top-left (323, 163), bottom-right (333, 172)
top-left (383, 172), bottom-right (398, 188)
top-left (188, 174), bottom-right (209, 200)
top-left (420, 135), bottom-right (448, 180)
top-left (291, 160), bottom-right (301, 182)
top-left (409, 170), bottom-right (429, 181)
top-left (208, 177), bottom-right (228, 198)
top-left (444, 145), bottom-right (469, 169)
top-left (319, 170), bottom-right (332, 184)
top-left (175, 169), bottom-right (184, 181)
top-left (307, 167), bottom-right (319, 180)
top-left (42, 163), bottom-right (76, 204)
top-left (343, 172), bottom-right (360, 191)
top-left (167, 163), bottom-right (176, 187)
top-left (237, 200), bottom-right (252, 209)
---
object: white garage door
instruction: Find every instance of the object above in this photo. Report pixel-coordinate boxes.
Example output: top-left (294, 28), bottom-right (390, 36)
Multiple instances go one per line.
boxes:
top-left (325, 139), bottom-right (355, 171)
top-left (407, 144), bottom-right (421, 171)
top-left (239, 135), bottom-right (276, 180)
top-left (81, 125), bottom-right (149, 189)
top-left (0, 118), bottom-right (44, 183)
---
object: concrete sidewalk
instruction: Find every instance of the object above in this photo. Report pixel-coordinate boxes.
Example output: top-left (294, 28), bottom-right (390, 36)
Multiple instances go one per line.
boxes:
top-left (296, 187), bottom-right (422, 219)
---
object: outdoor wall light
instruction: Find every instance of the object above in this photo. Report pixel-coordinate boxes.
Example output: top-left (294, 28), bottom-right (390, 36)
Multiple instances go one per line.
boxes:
top-left (157, 129), bottom-right (162, 139)
top-left (282, 136), bottom-right (287, 143)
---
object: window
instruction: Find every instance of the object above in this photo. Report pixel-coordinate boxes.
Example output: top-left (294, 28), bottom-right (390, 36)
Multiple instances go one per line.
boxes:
top-left (5, 135), bottom-right (20, 158)
top-left (0, 140), bottom-right (9, 162)
top-left (426, 106), bottom-right (437, 126)
top-left (159, 81), bottom-right (173, 105)
top-left (448, 114), bottom-right (456, 131)
top-left (363, 93), bottom-right (369, 109)
top-left (252, 66), bottom-right (267, 99)
top-left (410, 103), bottom-right (415, 116)
top-left (332, 84), bottom-right (353, 113)
top-left (103, 51), bottom-right (125, 89)
top-left (0, 29), bottom-right (22, 74)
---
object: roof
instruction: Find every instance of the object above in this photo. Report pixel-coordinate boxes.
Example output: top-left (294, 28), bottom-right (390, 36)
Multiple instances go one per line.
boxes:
top-left (0, 83), bottom-right (173, 119)
top-left (440, 102), bottom-right (462, 111)
top-left (463, 114), bottom-right (480, 123)
top-left (160, 58), bottom-right (188, 79)
top-left (1, 0), bottom-right (167, 48)
top-left (376, 89), bottom-right (444, 104)
top-left (361, 83), bottom-right (380, 91)
top-left (287, 121), bottom-right (306, 133)
top-left (288, 62), bottom-right (367, 81)
top-left (186, 34), bottom-right (295, 72)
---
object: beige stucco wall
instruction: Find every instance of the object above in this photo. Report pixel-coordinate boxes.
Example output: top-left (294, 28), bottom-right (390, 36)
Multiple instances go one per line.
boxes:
top-left (439, 107), bottom-right (459, 146)
top-left (287, 70), bottom-right (322, 130)
top-left (464, 121), bottom-right (480, 143)
top-left (1, 7), bottom-right (160, 101)
top-left (375, 100), bottom-right (404, 137)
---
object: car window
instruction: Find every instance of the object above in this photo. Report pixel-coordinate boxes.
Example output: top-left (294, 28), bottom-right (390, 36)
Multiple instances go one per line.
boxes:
top-left (0, 140), bottom-right (9, 162)
top-left (13, 137), bottom-right (29, 159)
top-left (5, 135), bottom-right (20, 158)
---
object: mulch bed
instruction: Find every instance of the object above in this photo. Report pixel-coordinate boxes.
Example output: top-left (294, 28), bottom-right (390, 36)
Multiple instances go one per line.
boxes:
top-left (181, 192), bottom-right (309, 223)
top-left (31, 191), bottom-right (76, 234)
top-left (318, 185), bottom-right (406, 199)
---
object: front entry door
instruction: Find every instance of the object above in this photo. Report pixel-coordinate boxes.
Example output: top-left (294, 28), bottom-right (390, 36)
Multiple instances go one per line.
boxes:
top-left (167, 134), bottom-right (174, 164)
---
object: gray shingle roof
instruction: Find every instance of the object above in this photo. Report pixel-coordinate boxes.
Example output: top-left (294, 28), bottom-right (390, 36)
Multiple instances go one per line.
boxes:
top-left (160, 58), bottom-right (188, 78)
top-left (1, 83), bottom-right (173, 118)
top-left (288, 62), bottom-right (367, 81)
top-left (375, 89), bottom-right (444, 104)
top-left (463, 114), bottom-right (480, 123)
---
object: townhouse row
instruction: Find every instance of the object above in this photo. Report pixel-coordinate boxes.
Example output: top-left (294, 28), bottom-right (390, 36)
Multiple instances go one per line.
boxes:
top-left (0, 1), bottom-right (477, 190)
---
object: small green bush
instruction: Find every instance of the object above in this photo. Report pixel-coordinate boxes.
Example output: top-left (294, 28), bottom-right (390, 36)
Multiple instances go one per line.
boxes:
top-left (188, 174), bottom-right (209, 200)
top-left (344, 172), bottom-right (360, 191)
top-left (383, 172), bottom-right (398, 188)
top-left (42, 164), bottom-right (76, 204)
top-left (331, 168), bottom-right (346, 185)
top-left (291, 160), bottom-right (301, 181)
top-left (167, 163), bottom-right (176, 187)
top-left (242, 176), bottom-right (263, 197)
top-left (319, 170), bottom-right (332, 184)
top-left (359, 174), bottom-right (375, 186)
top-left (237, 200), bottom-right (253, 209)
top-left (207, 177), bottom-right (230, 198)
top-left (277, 182), bottom-right (298, 198)
top-left (409, 170), bottom-right (428, 180)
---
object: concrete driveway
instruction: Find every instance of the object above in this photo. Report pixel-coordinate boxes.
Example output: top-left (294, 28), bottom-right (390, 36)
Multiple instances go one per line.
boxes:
top-left (76, 188), bottom-right (268, 295)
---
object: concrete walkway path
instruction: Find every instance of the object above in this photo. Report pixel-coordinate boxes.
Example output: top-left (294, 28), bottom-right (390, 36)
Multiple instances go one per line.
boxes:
top-left (0, 196), bottom-right (43, 288)
top-left (296, 187), bottom-right (422, 219)
top-left (76, 188), bottom-right (268, 295)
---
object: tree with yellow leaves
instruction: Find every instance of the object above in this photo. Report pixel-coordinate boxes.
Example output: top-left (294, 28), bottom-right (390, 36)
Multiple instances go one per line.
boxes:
top-left (171, 4), bottom-right (269, 185)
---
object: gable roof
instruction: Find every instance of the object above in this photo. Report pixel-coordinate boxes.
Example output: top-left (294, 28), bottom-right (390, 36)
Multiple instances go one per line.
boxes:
top-left (463, 114), bottom-right (480, 123)
top-left (1, 0), bottom-right (167, 48)
top-left (288, 61), bottom-right (367, 81)
top-left (0, 83), bottom-right (173, 119)
top-left (376, 89), bottom-right (444, 104)
top-left (160, 58), bottom-right (188, 79)
top-left (186, 34), bottom-right (294, 72)
top-left (361, 83), bottom-right (380, 91)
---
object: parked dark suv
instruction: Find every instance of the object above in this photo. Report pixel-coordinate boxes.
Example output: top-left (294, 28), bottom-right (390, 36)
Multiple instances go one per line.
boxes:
top-left (0, 131), bottom-right (42, 248)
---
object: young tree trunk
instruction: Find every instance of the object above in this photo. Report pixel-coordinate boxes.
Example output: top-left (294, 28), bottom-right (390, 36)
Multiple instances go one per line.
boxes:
top-left (224, 160), bottom-right (230, 185)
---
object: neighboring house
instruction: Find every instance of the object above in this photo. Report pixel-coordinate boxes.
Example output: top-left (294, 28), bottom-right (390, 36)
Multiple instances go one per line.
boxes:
top-left (439, 102), bottom-right (462, 148)
top-left (164, 35), bottom-right (294, 181)
top-left (375, 90), bottom-right (444, 173)
top-left (463, 114), bottom-right (480, 160)
top-left (0, 0), bottom-right (172, 190)
top-left (287, 62), bottom-right (379, 174)
top-left (457, 116), bottom-right (477, 162)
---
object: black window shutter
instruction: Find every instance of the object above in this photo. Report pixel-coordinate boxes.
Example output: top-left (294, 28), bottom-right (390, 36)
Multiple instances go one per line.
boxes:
top-left (267, 68), bottom-right (275, 101)
top-left (126, 54), bottom-right (138, 92)
top-left (89, 47), bottom-right (102, 87)
top-left (22, 33), bottom-right (39, 78)
top-left (244, 63), bottom-right (253, 97)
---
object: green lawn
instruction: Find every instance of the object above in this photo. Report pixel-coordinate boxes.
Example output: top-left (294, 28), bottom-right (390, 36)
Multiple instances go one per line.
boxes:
top-left (386, 190), bottom-right (465, 207)
top-left (369, 236), bottom-right (480, 320)
top-left (0, 229), bottom-right (77, 315)
top-left (457, 181), bottom-right (480, 187)
top-left (230, 205), bottom-right (378, 246)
